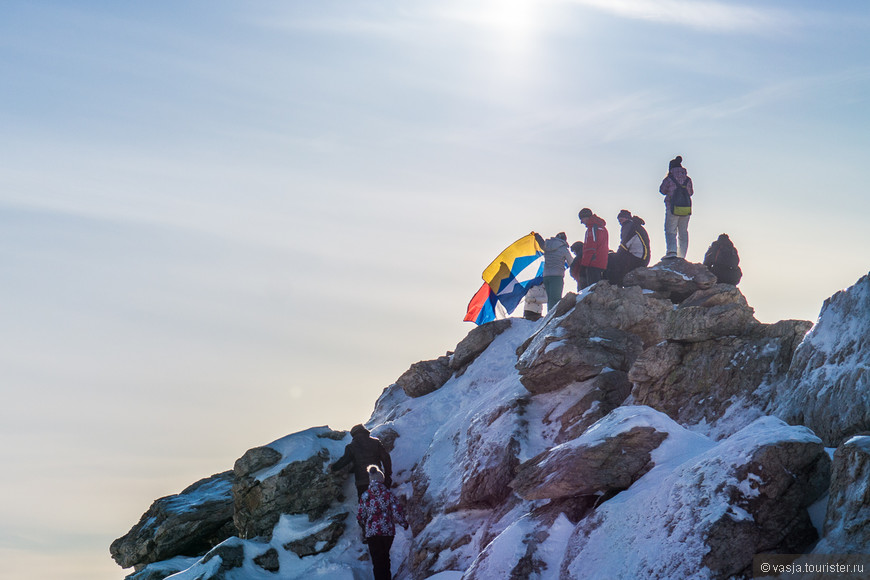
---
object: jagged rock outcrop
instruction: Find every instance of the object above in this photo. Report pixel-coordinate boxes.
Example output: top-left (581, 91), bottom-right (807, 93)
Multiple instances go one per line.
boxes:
top-left (111, 266), bottom-right (870, 580)
top-left (451, 318), bottom-right (513, 374)
top-left (623, 258), bottom-right (717, 302)
top-left (665, 284), bottom-right (759, 341)
top-left (517, 326), bottom-right (642, 394)
top-left (560, 417), bottom-right (829, 580)
top-left (814, 435), bottom-right (870, 554)
top-left (395, 355), bottom-right (452, 398)
top-left (630, 285), bottom-right (811, 435)
top-left (772, 272), bottom-right (870, 446)
top-left (232, 428), bottom-right (347, 540)
top-left (110, 471), bottom-right (235, 569)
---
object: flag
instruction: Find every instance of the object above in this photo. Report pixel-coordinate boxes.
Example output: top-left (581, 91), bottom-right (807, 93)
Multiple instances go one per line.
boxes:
top-left (464, 232), bottom-right (545, 325)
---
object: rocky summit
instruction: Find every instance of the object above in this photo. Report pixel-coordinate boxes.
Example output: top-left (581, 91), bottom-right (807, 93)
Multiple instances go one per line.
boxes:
top-left (111, 261), bottom-right (870, 579)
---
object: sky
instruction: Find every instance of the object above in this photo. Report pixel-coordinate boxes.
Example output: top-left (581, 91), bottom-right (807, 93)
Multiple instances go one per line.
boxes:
top-left (1, 1), bottom-right (869, 578)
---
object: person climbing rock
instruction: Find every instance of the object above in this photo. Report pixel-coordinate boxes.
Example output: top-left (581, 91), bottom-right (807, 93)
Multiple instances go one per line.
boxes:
top-left (331, 424), bottom-right (393, 498)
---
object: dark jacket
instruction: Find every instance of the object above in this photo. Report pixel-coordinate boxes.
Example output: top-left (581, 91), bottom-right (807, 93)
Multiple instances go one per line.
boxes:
top-left (331, 426), bottom-right (393, 488)
top-left (619, 216), bottom-right (651, 266)
top-left (703, 235), bottom-right (742, 285)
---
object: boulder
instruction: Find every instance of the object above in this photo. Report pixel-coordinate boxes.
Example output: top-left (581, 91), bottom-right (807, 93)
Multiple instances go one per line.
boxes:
top-left (772, 272), bottom-right (870, 446)
top-left (283, 514), bottom-right (347, 558)
top-left (511, 407), bottom-right (672, 500)
top-left (512, 425), bottom-right (667, 500)
top-left (541, 371), bottom-right (633, 445)
top-left (630, 319), bottom-right (811, 431)
top-left (517, 326), bottom-right (642, 395)
top-left (623, 259), bottom-right (717, 303)
top-left (110, 471), bottom-right (235, 569)
top-left (253, 548), bottom-right (280, 572)
top-left (560, 417), bottom-right (830, 579)
top-left (557, 282), bottom-right (672, 347)
top-left (457, 401), bottom-right (524, 510)
top-left (395, 355), bottom-right (452, 398)
top-left (232, 429), bottom-right (347, 540)
top-left (665, 285), bottom-right (760, 342)
top-left (451, 318), bottom-right (513, 374)
top-left (814, 435), bottom-right (870, 553)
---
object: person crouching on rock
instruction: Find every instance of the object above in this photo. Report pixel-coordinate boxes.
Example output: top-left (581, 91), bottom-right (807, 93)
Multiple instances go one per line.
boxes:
top-left (358, 465), bottom-right (408, 580)
top-left (330, 424), bottom-right (393, 499)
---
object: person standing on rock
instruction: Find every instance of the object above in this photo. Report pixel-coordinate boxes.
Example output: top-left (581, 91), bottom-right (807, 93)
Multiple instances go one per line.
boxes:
top-left (358, 465), bottom-right (408, 580)
top-left (542, 232), bottom-right (574, 311)
top-left (331, 424), bottom-right (393, 499)
top-left (577, 208), bottom-right (609, 286)
top-left (659, 155), bottom-right (694, 260)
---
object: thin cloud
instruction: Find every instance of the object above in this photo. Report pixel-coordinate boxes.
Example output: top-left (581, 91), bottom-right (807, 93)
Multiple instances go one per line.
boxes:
top-left (566, 0), bottom-right (796, 34)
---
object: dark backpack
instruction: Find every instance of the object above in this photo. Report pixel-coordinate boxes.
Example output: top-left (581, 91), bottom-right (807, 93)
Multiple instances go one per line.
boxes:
top-left (669, 175), bottom-right (692, 216)
top-left (715, 243), bottom-right (739, 269)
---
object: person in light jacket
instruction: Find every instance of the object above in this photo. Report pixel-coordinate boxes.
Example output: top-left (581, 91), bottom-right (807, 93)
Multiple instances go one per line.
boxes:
top-left (523, 283), bottom-right (547, 321)
top-left (542, 232), bottom-right (574, 310)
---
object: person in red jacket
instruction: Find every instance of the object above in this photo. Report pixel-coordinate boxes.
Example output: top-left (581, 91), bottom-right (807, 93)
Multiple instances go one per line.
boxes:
top-left (577, 208), bottom-right (609, 287)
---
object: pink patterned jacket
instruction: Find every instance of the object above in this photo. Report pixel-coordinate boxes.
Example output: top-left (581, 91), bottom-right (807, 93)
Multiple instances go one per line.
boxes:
top-left (357, 481), bottom-right (408, 538)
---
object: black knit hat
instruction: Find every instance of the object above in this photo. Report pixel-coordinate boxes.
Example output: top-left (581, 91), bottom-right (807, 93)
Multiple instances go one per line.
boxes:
top-left (668, 155), bottom-right (683, 170)
top-left (578, 208), bottom-right (593, 219)
top-left (617, 209), bottom-right (632, 220)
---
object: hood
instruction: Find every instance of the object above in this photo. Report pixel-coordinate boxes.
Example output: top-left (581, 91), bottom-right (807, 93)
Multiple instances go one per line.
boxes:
top-left (669, 166), bottom-right (689, 182)
top-left (350, 424), bottom-right (370, 439)
top-left (585, 215), bottom-right (606, 227)
top-left (545, 237), bottom-right (569, 251)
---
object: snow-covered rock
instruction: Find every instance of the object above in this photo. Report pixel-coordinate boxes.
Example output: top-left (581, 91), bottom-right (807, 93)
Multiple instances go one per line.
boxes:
top-left (232, 426), bottom-right (347, 540)
top-left (511, 406), bottom-right (673, 500)
top-left (110, 266), bottom-right (870, 580)
top-left (772, 272), bottom-right (870, 446)
top-left (110, 471), bottom-right (235, 569)
top-left (561, 417), bottom-right (829, 580)
top-left (623, 258), bottom-right (717, 302)
top-left (814, 435), bottom-right (870, 554)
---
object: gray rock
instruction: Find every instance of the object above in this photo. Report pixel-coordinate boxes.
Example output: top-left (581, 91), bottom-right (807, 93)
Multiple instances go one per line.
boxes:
top-left (623, 259), bottom-right (717, 303)
top-left (283, 514), bottom-right (348, 557)
top-left (517, 326), bottom-right (642, 395)
top-left (451, 318), bottom-right (513, 374)
top-left (253, 547), bottom-right (280, 572)
top-left (511, 425), bottom-right (668, 500)
top-left (232, 431), bottom-right (346, 540)
top-left (396, 355), bottom-right (452, 398)
top-left (631, 320), bottom-right (811, 430)
top-left (549, 371), bottom-right (633, 445)
top-left (815, 435), bottom-right (870, 553)
top-left (772, 272), bottom-right (870, 446)
top-left (665, 285), bottom-right (760, 342)
top-left (234, 446), bottom-right (283, 478)
top-left (110, 471), bottom-right (235, 569)
top-left (560, 418), bottom-right (830, 580)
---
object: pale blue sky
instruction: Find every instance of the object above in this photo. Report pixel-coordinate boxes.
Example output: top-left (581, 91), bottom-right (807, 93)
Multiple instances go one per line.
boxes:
top-left (2, 1), bottom-right (869, 578)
